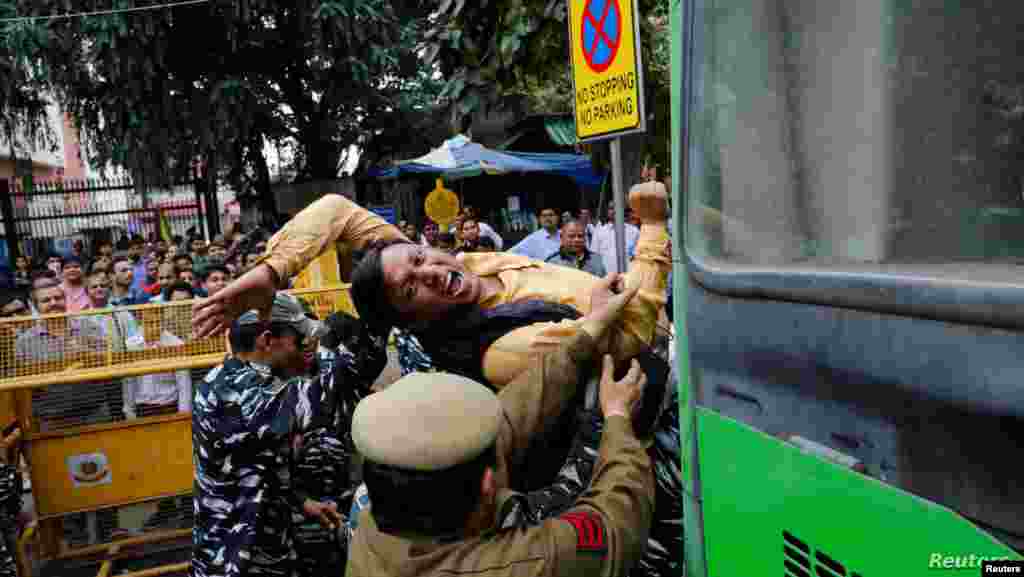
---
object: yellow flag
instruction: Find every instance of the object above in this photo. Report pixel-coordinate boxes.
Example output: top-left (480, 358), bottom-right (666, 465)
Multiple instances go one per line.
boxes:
top-left (158, 209), bottom-right (173, 243)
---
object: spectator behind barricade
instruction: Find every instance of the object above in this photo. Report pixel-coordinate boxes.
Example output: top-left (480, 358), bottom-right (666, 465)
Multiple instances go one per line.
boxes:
top-left (189, 237), bottom-right (208, 271)
top-left (509, 207), bottom-right (561, 259)
top-left (86, 270), bottom-right (141, 342)
top-left (143, 258), bottom-right (161, 295)
top-left (61, 256), bottom-right (90, 313)
top-left (128, 236), bottom-right (148, 293)
top-left (592, 202), bottom-right (640, 275)
top-left (400, 222), bottom-right (419, 244)
top-left (173, 254), bottom-right (193, 275)
top-left (421, 221), bottom-right (438, 247)
top-left (70, 239), bottom-right (87, 262)
top-left (13, 256), bottom-right (31, 291)
top-left (110, 256), bottom-right (151, 307)
top-left (149, 263), bottom-right (178, 304)
top-left (244, 251), bottom-right (262, 271)
top-left (26, 270), bottom-right (55, 316)
top-left (0, 294), bottom-right (29, 380)
top-left (96, 240), bottom-right (114, 260)
top-left (544, 220), bottom-right (607, 277)
top-left (459, 218), bottom-right (480, 253)
top-left (462, 205), bottom-right (504, 250)
top-left (199, 264), bottom-right (229, 297)
top-left (90, 254), bottom-right (112, 276)
top-left (45, 254), bottom-right (63, 277)
top-left (208, 239), bottom-right (227, 262)
top-left (177, 267), bottom-right (196, 289)
top-left (16, 275), bottom-right (112, 430)
top-left (123, 281), bottom-right (193, 420)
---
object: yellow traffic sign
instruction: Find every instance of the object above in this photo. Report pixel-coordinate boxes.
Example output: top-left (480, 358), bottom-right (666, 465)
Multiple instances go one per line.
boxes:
top-left (568, 0), bottom-right (646, 142)
top-left (424, 178), bottom-right (460, 229)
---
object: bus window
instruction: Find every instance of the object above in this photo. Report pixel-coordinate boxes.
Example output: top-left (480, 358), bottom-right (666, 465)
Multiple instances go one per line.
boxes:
top-left (690, 1), bottom-right (1024, 277)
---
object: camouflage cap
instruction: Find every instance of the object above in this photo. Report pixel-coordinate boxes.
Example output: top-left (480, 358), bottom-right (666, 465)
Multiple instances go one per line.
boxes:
top-left (236, 292), bottom-right (327, 341)
top-left (352, 372), bottom-right (502, 472)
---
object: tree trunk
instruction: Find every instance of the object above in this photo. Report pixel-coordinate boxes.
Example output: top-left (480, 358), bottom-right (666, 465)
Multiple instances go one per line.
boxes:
top-left (300, 126), bottom-right (344, 181)
top-left (249, 141), bottom-right (275, 222)
top-left (203, 152), bottom-right (221, 238)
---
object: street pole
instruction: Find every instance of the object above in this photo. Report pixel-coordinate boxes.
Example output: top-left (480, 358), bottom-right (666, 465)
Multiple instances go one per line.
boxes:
top-left (609, 138), bottom-right (627, 273)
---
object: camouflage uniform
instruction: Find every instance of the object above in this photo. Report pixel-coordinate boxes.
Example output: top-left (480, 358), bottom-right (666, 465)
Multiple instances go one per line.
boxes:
top-left (290, 321), bottom-right (386, 577)
top-left (393, 329), bottom-right (433, 376)
top-left (192, 317), bottom-right (384, 577)
top-left (0, 463), bottom-right (20, 577)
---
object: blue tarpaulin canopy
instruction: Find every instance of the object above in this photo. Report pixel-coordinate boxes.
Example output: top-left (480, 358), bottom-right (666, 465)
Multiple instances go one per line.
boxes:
top-left (368, 134), bottom-right (604, 189)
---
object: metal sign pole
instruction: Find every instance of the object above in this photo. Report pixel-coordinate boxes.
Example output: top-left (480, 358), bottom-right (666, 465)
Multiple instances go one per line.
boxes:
top-left (609, 138), bottom-right (627, 273)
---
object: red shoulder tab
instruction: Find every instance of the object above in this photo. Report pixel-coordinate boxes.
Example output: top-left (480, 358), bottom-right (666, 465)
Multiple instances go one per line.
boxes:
top-left (559, 511), bottom-right (607, 556)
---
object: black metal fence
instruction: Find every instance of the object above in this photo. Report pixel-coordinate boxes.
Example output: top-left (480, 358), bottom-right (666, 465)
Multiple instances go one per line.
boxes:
top-left (0, 176), bottom-right (207, 266)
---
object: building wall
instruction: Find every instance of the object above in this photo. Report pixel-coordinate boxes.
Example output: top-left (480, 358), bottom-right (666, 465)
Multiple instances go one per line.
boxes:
top-left (0, 159), bottom-right (62, 181)
top-left (61, 113), bottom-right (86, 180)
top-left (0, 102), bottom-right (88, 181)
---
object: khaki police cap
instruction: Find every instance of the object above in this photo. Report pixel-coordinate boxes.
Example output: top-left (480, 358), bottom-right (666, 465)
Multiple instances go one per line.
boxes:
top-left (352, 372), bottom-right (502, 472)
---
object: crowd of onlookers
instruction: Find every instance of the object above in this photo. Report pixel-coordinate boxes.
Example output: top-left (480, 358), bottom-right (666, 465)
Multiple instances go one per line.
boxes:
top-left (0, 204), bottom-right (659, 420)
top-left (0, 224), bottom-right (280, 429)
top-left (398, 202), bottom-right (644, 279)
top-left (2, 224), bottom-right (277, 320)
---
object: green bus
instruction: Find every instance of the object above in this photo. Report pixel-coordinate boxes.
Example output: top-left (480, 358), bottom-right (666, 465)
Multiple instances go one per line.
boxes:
top-left (671, 1), bottom-right (1024, 575)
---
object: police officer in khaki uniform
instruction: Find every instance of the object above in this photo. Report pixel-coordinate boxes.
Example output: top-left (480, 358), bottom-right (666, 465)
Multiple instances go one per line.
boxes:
top-left (347, 275), bottom-right (654, 577)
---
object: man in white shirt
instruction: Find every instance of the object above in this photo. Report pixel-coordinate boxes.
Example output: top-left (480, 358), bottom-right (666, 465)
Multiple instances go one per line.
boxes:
top-left (579, 208), bottom-right (597, 250)
top-left (461, 206), bottom-right (503, 250)
top-left (123, 281), bottom-right (193, 419)
top-left (85, 270), bottom-right (142, 342)
top-left (509, 207), bottom-right (561, 260)
top-left (592, 203), bottom-right (640, 275)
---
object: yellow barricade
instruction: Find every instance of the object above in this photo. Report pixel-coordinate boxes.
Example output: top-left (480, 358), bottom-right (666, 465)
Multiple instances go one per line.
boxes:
top-left (4, 286), bottom-right (356, 576)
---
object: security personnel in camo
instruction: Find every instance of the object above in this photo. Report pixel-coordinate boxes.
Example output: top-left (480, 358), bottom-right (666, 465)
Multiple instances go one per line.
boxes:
top-left (191, 292), bottom-right (385, 577)
top-left (345, 276), bottom-right (655, 577)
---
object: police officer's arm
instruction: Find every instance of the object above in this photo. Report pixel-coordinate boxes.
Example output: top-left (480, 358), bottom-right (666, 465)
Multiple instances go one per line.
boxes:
top-left (544, 356), bottom-right (653, 577)
top-left (496, 276), bottom-right (638, 470)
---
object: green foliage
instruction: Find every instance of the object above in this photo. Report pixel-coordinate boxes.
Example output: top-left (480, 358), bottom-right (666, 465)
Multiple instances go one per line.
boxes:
top-left (19, 0), bottom-right (438, 190)
top-left (0, 2), bottom-right (56, 162)
top-left (424, 0), bottom-right (671, 169)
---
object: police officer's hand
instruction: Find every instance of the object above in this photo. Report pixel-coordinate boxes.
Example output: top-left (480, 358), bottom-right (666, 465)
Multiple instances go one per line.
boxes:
top-left (192, 264), bottom-right (277, 338)
top-left (599, 354), bottom-right (645, 421)
top-left (581, 273), bottom-right (640, 342)
top-left (303, 499), bottom-right (343, 530)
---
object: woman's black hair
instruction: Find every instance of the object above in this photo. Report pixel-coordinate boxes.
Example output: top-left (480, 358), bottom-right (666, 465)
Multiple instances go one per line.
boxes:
top-left (350, 238), bottom-right (413, 331)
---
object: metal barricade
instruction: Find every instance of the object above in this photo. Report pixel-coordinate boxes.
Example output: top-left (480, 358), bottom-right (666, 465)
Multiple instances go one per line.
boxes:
top-left (1, 287), bottom-right (356, 577)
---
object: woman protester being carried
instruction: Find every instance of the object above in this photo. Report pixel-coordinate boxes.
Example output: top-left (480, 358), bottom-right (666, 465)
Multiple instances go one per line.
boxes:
top-left (192, 183), bottom-right (670, 389)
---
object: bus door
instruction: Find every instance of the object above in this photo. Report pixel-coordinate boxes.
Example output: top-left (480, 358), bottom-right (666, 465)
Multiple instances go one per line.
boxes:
top-left (673, 1), bottom-right (1024, 575)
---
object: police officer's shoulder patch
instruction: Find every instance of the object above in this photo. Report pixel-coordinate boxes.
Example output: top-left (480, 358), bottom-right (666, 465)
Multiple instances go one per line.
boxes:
top-left (558, 511), bottom-right (607, 556)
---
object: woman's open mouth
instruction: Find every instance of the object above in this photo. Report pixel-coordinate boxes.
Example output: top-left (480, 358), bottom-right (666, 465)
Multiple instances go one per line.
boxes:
top-left (445, 271), bottom-right (464, 297)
